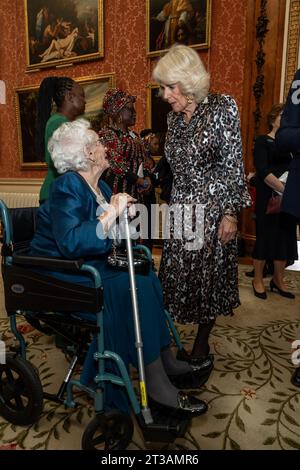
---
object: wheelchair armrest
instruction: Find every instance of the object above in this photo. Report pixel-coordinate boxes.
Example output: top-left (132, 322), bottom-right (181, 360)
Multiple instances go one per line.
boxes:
top-left (12, 252), bottom-right (84, 271)
top-left (133, 244), bottom-right (152, 262)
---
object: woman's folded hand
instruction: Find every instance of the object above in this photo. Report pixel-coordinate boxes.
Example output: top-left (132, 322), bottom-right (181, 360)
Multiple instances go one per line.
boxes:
top-left (110, 193), bottom-right (137, 217)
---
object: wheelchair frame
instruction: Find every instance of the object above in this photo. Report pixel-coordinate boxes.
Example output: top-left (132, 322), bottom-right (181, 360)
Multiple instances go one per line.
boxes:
top-left (0, 200), bottom-right (189, 450)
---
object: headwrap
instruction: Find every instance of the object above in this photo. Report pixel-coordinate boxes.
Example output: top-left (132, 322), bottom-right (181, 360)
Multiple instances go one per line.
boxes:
top-left (102, 88), bottom-right (136, 116)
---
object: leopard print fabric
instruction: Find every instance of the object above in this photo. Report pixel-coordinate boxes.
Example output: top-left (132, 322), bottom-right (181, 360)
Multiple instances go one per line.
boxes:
top-left (159, 94), bottom-right (251, 325)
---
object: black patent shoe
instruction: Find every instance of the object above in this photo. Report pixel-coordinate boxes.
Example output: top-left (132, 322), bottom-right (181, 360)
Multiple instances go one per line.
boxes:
top-left (177, 347), bottom-right (214, 366)
top-left (190, 355), bottom-right (214, 372)
top-left (270, 279), bottom-right (295, 299)
top-left (291, 368), bottom-right (300, 387)
top-left (149, 392), bottom-right (208, 417)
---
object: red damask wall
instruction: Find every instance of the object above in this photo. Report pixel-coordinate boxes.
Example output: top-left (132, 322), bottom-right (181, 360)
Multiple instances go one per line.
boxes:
top-left (0, 0), bottom-right (247, 179)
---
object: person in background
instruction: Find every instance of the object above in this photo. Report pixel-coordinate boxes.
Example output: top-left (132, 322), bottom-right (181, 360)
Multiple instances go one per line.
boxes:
top-left (35, 76), bottom-right (86, 204)
top-left (140, 129), bottom-right (173, 204)
top-left (252, 104), bottom-right (297, 300)
top-left (140, 129), bottom-right (159, 250)
top-left (140, 129), bottom-right (159, 156)
top-left (244, 172), bottom-right (274, 279)
top-left (276, 68), bottom-right (300, 388)
top-left (30, 118), bottom-right (208, 416)
top-left (152, 44), bottom-right (251, 367)
top-left (153, 156), bottom-right (174, 204)
top-left (140, 129), bottom-right (160, 170)
top-left (276, 69), bottom-right (300, 218)
top-left (98, 88), bottom-right (151, 201)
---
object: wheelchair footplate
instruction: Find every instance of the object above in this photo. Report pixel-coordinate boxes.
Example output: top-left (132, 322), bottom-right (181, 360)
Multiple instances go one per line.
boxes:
top-left (137, 403), bottom-right (191, 443)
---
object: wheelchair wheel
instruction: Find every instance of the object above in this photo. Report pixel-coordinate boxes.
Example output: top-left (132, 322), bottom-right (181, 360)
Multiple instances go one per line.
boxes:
top-left (0, 353), bottom-right (43, 425)
top-left (81, 410), bottom-right (134, 450)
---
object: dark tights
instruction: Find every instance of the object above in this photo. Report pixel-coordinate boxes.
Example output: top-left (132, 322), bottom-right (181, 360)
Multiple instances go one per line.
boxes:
top-left (191, 319), bottom-right (215, 357)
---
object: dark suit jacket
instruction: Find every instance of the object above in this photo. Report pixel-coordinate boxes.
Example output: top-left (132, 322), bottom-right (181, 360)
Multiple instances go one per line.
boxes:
top-left (276, 68), bottom-right (300, 217)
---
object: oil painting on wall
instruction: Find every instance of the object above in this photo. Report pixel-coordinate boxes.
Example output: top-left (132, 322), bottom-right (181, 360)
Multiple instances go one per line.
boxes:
top-left (146, 0), bottom-right (211, 57)
top-left (24, 0), bottom-right (104, 71)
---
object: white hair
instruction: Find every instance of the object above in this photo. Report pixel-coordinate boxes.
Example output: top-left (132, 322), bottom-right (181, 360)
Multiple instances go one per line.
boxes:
top-left (48, 119), bottom-right (94, 174)
top-left (152, 44), bottom-right (210, 103)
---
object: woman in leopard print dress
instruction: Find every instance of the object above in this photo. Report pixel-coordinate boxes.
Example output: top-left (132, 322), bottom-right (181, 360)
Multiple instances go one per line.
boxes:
top-left (153, 45), bottom-right (251, 363)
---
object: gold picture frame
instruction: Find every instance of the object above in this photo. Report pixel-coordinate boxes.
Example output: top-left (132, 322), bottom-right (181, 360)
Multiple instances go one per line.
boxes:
top-left (280, 0), bottom-right (300, 101)
top-left (16, 73), bottom-right (115, 169)
top-left (146, 0), bottom-right (211, 57)
top-left (24, 0), bottom-right (104, 71)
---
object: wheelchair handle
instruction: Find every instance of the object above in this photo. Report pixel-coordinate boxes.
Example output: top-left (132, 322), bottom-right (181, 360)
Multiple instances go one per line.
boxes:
top-left (133, 244), bottom-right (152, 262)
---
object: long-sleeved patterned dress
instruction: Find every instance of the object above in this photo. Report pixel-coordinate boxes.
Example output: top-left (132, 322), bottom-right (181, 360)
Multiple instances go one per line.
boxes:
top-left (159, 94), bottom-right (251, 325)
top-left (98, 126), bottom-right (146, 200)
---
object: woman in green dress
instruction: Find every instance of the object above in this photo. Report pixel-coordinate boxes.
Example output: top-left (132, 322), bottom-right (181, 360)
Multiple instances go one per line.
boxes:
top-left (35, 76), bottom-right (86, 203)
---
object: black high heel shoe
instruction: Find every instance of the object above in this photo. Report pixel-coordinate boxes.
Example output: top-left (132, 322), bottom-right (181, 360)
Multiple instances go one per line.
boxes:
top-left (270, 279), bottom-right (295, 299)
top-left (189, 355), bottom-right (214, 372)
top-left (177, 347), bottom-right (214, 369)
top-left (252, 281), bottom-right (267, 300)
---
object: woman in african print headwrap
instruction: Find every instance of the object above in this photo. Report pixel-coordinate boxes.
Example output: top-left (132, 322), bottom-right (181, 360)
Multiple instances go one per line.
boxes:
top-left (99, 88), bottom-right (151, 201)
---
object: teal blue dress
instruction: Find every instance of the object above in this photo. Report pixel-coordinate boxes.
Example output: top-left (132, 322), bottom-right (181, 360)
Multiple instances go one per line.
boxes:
top-left (30, 171), bottom-right (171, 413)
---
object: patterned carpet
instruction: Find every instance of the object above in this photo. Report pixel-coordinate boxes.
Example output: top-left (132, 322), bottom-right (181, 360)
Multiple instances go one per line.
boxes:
top-left (0, 265), bottom-right (300, 450)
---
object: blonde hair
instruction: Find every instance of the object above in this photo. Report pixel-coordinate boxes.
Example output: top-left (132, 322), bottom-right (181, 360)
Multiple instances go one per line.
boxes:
top-left (152, 44), bottom-right (210, 103)
top-left (48, 119), bottom-right (94, 174)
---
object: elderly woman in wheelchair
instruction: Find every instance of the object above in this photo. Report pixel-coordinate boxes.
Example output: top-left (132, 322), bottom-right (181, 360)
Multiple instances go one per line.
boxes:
top-left (0, 119), bottom-right (212, 449)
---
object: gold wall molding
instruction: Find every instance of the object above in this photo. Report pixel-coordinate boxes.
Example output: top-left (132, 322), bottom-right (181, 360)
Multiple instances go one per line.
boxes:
top-left (0, 178), bottom-right (42, 193)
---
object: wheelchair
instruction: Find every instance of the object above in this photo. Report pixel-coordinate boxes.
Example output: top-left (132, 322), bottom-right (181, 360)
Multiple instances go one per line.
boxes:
top-left (0, 200), bottom-right (193, 450)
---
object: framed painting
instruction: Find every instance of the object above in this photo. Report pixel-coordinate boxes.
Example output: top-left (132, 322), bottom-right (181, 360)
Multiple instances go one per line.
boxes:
top-left (146, 0), bottom-right (211, 57)
top-left (16, 73), bottom-right (115, 169)
top-left (147, 84), bottom-right (171, 133)
top-left (146, 84), bottom-right (171, 157)
top-left (24, 0), bottom-right (104, 71)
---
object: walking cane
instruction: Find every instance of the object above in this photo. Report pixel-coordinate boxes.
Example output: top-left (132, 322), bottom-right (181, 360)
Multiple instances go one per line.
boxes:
top-left (123, 208), bottom-right (153, 425)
